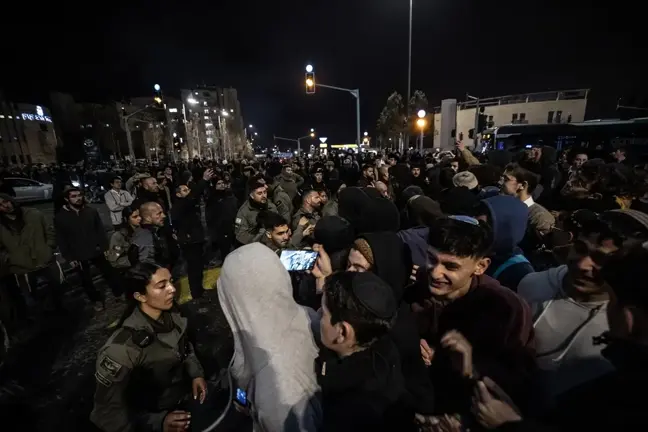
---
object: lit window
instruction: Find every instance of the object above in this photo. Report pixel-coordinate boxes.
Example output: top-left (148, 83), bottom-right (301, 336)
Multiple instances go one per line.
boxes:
top-left (8, 116), bottom-right (12, 119)
top-left (204, 116), bottom-right (210, 120)
top-left (207, 138), bottom-right (214, 144)
top-left (203, 101), bottom-right (208, 106)
top-left (204, 109), bottom-right (209, 113)
top-left (205, 123), bottom-right (213, 127)
top-left (168, 108), bottom-right (178, 113)
top-left (106, 123), bottom-right (110, 127)
top-left (0, 115), bottom-right (4, 118)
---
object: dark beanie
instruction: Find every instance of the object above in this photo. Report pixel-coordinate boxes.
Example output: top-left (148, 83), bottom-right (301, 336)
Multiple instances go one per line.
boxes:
top-left (314, 216), bottom-right (354, 254)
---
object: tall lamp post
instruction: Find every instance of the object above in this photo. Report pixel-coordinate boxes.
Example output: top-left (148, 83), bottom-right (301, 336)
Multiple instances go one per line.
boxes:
top-left (416, 109), bottom-right (427, 152)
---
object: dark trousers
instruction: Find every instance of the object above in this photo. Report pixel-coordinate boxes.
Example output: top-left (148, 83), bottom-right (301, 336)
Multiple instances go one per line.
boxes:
top-left (181, 242), bottom-right (205, 299)
top-left (74, 255), bottom-right (122, 302)
top-left (2, 261), bottom-right (64, 330)
top-left (211, 232), bottom-right (233, 261)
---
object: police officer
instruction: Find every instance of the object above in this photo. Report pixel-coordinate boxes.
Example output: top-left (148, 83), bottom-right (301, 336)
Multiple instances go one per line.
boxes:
top-left (91, 262), bottom-right (207, 432)
top-left (291, 190), bottom-right (322, 232)
top-left (234, 177), bottom-right (277, 245)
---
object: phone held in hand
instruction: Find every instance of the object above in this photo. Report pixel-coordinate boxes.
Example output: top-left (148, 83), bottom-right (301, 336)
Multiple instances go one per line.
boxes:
top-left (234, 388), bottom-right (248, 408)
top-left (279, 249), bottom-right (319, 272)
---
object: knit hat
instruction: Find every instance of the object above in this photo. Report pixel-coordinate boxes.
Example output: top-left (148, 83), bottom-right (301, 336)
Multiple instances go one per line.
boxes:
top-left (452, 171), bottom-right (478, 190)
top-left (353, 238), bottom-right (374, 267)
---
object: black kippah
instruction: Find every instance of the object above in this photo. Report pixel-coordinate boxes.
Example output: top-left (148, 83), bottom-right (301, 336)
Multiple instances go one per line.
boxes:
top-left (351, 272), bottom-right (397, 320)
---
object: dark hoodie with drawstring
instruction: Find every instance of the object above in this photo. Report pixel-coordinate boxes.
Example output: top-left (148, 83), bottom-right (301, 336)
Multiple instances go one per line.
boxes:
top-left (359, 232), bottom-right (436, 416)
top-left (481, 195), bottom-right (535, 291)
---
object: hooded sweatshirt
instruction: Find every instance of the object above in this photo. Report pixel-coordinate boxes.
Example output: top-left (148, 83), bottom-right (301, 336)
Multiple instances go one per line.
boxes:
top-left (481, 195), bottom-right (534, 291)
top-left (517, 266), bottom-right (613, 404)
top-left (217, 243), bottom-right (322, 431)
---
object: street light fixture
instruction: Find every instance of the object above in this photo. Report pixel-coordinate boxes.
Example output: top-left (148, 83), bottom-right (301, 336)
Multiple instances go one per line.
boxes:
top-left (416, 118), bottom-right (427, 152)
top-left (221, 110), bottom-right (229, 117)
top-left (187, 97), bottom-right (198, 105)
top-left (364, 131), bottom-right (369, 136)
top-left (249, 124), bottom-right (254, 128)
top-left (310, 128), bottom-right (315, 132)
top-left (417, 109), bottom-right (426, 119)
top-left (154, 84), bottom-right (161, 91)
top-left (306, 64), bottom-right (314, 73)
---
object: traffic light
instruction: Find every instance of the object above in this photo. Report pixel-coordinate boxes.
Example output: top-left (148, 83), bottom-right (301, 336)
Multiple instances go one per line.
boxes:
top-left (305, 71), bottom-right (316, 94)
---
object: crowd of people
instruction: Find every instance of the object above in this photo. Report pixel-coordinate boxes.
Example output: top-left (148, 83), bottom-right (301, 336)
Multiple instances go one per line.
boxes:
top-left (1, 140), bottom-right (648, 431)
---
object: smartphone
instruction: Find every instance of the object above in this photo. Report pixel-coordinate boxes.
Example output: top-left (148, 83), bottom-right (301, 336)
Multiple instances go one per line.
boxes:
top-left (234, 388), bottom-right (248, 408)
top-left (279, 249), bottom-right (319, 272)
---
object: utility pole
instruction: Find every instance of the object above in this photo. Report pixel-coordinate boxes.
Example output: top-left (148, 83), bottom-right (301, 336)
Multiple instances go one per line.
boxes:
top-left (466, 93), bottom-right (479, 147)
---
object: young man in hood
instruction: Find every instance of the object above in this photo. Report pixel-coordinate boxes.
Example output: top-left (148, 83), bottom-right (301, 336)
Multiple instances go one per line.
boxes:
top-left (474, 195), bottom-right (534, 291)
top-left (217, 243), bottom-right (321, 431)
top-left (411, 216), bottom-right (535, 420)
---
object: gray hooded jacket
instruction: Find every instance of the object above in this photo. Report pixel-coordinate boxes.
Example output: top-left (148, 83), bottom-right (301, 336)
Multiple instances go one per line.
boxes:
top-left (217, 243), bottom-right (322, 431)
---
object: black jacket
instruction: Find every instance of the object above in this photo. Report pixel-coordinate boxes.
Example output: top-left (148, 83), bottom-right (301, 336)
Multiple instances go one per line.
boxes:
top-left (54, 205), bottom-right (108, 261)
top-left (170, 180), bottom-right (207, 245)
top-left (317, 336), bottom-right (413, 431)
top-left (205, 189), bottom-right (238, 236)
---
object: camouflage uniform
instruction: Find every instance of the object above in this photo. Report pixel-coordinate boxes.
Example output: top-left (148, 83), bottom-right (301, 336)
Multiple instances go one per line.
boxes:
top-left (90, 307), bottom-right (203, 432)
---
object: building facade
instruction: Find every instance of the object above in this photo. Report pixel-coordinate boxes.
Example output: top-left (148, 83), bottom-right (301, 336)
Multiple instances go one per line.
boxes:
top-left (0, 100), bottom-right (58, 165)
top-left (431, 89), bottom-right (589, 148)
top-left (119, 96), bottom-right (185, 162)
top-left (180, 86), bottom-right (249, 160)
top-left (50, 92), bottom-right (125, 163)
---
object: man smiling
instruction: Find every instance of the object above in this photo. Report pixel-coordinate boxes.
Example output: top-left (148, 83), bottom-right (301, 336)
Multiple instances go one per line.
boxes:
top-left (411, 216), bottom-right (535, 418)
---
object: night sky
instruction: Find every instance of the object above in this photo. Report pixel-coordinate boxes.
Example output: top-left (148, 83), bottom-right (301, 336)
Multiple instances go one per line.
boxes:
top-left (4, 0), bottom-right (646, 147)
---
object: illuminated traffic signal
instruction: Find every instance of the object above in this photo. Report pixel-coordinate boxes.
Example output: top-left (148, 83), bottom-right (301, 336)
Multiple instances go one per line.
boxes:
top-left (305, 72), bottom-right (316, 94)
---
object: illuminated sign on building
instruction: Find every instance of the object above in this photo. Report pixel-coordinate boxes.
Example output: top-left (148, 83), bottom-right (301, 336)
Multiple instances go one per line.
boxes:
top-left (21, 106), bottom-right (52, 123)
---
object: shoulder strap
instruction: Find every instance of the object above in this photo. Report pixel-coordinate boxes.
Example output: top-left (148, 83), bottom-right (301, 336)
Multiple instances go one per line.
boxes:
top-left (493, 254), bottom-right (529, 279)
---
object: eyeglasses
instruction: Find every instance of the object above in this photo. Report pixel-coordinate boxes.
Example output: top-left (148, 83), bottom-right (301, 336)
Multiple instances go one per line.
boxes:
top-left (448, 215), bottom-right (480, 226)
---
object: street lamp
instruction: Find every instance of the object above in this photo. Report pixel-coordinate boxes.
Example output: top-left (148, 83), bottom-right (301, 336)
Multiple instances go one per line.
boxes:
top-left (187, 97), bottom-right (198, 105)
top-left (417, 109), bottom-right (426, 119)
top-left (364, 131), bottom-right (369, 137)
top-left (221, 110), bottom-right (229, 117)
top-left (154, 84), bottom-right (161, 91)
top-left (249, 124), bottom-right (254, 128)
top-left (416, 118), bottom-right (427, 152)
top-left (306, 64), bottom-right (314, 73)
top-left (254, 132), bottom-right (258, 136)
